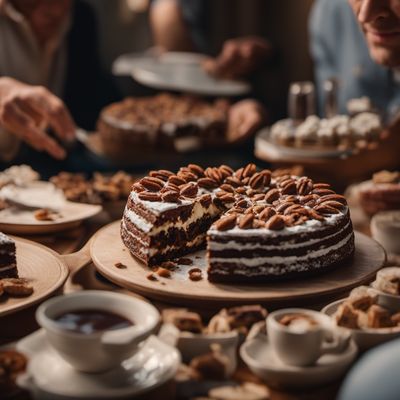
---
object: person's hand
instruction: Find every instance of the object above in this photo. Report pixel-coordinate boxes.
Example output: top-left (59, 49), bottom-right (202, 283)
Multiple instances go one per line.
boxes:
top-left (203, 36), bottom-right (271, 79)
top-left (227, 99), bottom-right (266, 144)
top-left (0, 77), bottom-right (76, 159)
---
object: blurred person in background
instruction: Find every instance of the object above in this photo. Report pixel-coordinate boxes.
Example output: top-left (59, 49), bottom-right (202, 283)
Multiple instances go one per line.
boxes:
top-left (310, 0), bottom-right (400, 119)
top-left (0, 0), bottom-right (118, 171)
top-left (150, 0), bottom-right (270, 144)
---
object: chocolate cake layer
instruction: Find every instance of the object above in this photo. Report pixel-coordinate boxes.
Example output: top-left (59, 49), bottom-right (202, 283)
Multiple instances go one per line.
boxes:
top-left (0, 232), bottom-right (17, 279)
top-left (120, 164), bottom-right (355, 282)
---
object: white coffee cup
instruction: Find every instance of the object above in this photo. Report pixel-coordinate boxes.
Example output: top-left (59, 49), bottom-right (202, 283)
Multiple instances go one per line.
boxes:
top-left (36, 291), bottom-right (160, 373)
top-left (267, 308), bottom-right (349, 367)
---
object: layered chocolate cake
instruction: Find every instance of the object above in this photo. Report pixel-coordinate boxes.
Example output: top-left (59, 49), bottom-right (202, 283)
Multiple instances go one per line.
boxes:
top-left (98, 93), bottom-right (229, 157)
top-left (359, 170), bottom-right (400, 216)
top-left (0, 233), bottom-right (17, 279)
top-left (121, 164), bottom-right (355, 282)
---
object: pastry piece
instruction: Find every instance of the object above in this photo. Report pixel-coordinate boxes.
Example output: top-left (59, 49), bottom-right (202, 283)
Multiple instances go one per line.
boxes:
top-left (0, 233), bottom-right (17, 279)
top-left (335, 303), bottom-right (360, 329)
top-left (208, 305), bottom-right (268, 334)
top-left (373, 268), bottom-right (400, 295)
top-left (359, 171), bottom-right (400, 216)
top-left (162, 309), bottom-right (203, 334)
top-left (348, 286), bottom-right (377, 311)
top-left (367, 305), bottom-right (393, 328)
top-left (121, 164), bottom-right (354, 282)
top-left (189, 344), bottom-right (230, 380)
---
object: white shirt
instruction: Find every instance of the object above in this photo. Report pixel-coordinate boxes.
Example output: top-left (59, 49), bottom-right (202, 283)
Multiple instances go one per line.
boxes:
top-left (0, 0), bottom-right (71, 161)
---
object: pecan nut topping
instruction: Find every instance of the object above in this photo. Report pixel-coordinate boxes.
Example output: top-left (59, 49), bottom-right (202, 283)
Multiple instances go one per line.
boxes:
top-left (188, 164), bottom-right (205, 177)
top-left (239, 213), bottom-right (254, 229)
top-left (140, 177), bottom-right (163, 192)
top-left (265, 215), bottom-right (285, 230)
top-left (138, 192), bottom-right (162, 202)
top-left (180, 182), bottom-right (198, 198)
top-left (243, 163), bottom-right (257, 178)
top-left (215, 214), bottom-right (237, 231)
top-left (168, 175), bottom-right (186, 186)
top-left (198, 177), bottom-right (219, 189)
top-left (161, 190), bottom-right (180, 203)
top-left (265, 188), bottom-right (280, 203)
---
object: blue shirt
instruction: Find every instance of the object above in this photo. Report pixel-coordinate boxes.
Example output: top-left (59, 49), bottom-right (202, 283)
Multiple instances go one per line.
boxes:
top-left (309, 0), bottom-right (400, 120)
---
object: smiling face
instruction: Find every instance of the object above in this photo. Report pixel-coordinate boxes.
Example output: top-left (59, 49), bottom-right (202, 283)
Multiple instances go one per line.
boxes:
top-left (349, 0), bottom-right (400, 67)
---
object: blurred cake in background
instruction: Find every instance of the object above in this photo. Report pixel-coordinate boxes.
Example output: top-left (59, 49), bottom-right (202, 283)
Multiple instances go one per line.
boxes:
top-left (97, 93), bottom-right (229, 158)
top-left (359, 170), bottom-right (400, 216)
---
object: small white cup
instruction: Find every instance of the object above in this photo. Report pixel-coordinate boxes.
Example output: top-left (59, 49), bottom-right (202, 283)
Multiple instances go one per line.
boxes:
top-left (267, 308), bottom-right (349, 367)
top-left (36, 291), bottom-right (160, 373)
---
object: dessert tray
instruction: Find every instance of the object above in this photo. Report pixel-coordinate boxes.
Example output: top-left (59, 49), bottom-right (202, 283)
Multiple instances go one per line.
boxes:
top-left (87, 221), bottom-right (385, 309)
top-left (16, 329), bottom-right (180, 400)
top-left (0, 181), bottom-right (102, 235)
top-left (113, 51), bottom-right (251, 96)
top-left (255, 128), bottom-right (354, 161)
top-left (0, 237), bottom-right (69, 317)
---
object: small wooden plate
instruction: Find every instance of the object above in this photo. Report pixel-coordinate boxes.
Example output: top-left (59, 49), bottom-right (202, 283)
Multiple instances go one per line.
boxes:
top-left (0, 202), bottom-right (102, 235)
top-left (90, 221), bottom-right (386, 309)
top-left (0, 237), bottom-right (69, 317)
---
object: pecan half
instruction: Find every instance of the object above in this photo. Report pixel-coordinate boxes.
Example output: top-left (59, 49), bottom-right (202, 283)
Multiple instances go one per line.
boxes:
top-left (265, 188), bottom-right (280, 203)
top-left (243, 163), bottom-right (257, 177)
top-left (319, 200), bottom-right (345, 210)
top-left (249, 172), bottom-right (265, 189)
top-left (205, 167), bottom-right (223, 183)
top-left (313, 183), bottom-right (331, 189)
top-left (307, 209), bottom-right (325, 221)
top-left (188, 164), bottom-right (205, 177)
top-left (220, 184), bottom-right (235, 193)
top-left (219, 165), bottom-right (234, 177)
top-left (314, 204), bottom-right (340, 215)
top-left (178, 171), bottom-right (198, 182)
top-left (198, 177), bottom-right (218, 189)
top-left (317, 194), bottom-right (347, 205)
top-left (259, 207), bottom-right (276, 221)
top-left (200, 194), bottom-right (212, 207)
top-left (225, 176), bottom-right (243, 187)
top-left (140, 177), bottom-right (163, 192)
top-left (149, 169), bottom-right (173, 181)
top-left (138, 192), bottom-right (162, 202)
top-left (180, 182), bottom-right (198, 198)
top-left (168, 175), bottom-right (186, 186)
top-left (220, 193), bottom-right (235, 204)
top-left (239, 213), bottom-right (254, 229)
top-left (281, 181), bottom-right (297, 195)
top-left (132, 182), bottom-right (145, 193)
top-left (312, 188), bottom-right (336, 196)
top-left (161, 190), bottom-right (180, 203)
top-left (235, 187), bottom-right (247, 194)
top-left (297, 179), bottom-right (313, 195)
top-left (215, 214), bottom-right (237, 231)
top-left (266, 215), bottom-right (285, 230)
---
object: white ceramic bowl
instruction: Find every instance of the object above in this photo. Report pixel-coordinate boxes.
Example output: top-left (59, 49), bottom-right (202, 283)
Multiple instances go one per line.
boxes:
top-left (322, 298), bottom-right (400, 350)
top-left (36, 291), bottom-right (160, 372)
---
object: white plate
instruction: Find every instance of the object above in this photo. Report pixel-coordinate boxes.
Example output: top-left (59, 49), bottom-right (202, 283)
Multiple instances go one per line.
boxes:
top-left (322, 298), bottom-right (400, 350)
top-left (0, 202), bottom-right (102, 235)
top-left (113, 51), bottom-right (251, 96)
top-left (255, 127), bottom-right (354, 160)
top-left (240, 334), bottom-right (357, 388)
top-left (16, 329), bottom-right (180, 400)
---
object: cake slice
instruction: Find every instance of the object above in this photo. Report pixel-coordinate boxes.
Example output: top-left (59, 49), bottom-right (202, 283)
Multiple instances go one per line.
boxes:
top-left (0, 232), bottom-right (17, 279)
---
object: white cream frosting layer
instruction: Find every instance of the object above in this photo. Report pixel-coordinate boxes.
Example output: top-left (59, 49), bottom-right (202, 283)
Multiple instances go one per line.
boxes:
top-left (208, 220), bottom-right (351, 251)
top-left (209, 232), bottom-right (353, 268)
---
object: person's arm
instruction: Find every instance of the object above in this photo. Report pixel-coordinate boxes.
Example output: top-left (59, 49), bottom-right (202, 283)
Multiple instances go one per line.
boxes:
top-left (203, 36), bottom-right (272, 79)
top-left (150, 0), bottom-right (195, 52)
top-left (227, 99), bottom-right (267, 144)
top-left (0, 77), bottom-right (76, 160)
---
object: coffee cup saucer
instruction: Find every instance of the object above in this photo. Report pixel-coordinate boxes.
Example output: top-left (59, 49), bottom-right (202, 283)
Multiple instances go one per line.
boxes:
top-left (240, 333), bottom-right (357, 388)
top-left (16, 329), bottom-right (180, 400)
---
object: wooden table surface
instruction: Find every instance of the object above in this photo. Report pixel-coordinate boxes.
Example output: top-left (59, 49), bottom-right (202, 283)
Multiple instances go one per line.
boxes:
top-left (0, 205), bottom-right (388, 400)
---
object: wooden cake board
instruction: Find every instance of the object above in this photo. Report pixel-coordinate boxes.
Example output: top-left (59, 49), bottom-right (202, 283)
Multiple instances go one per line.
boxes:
top-left (88, 221), bottom-right (386, 310)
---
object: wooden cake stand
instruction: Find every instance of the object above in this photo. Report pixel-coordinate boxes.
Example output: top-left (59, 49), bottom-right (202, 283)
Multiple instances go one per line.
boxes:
top-left (0, 238), bottom-right (69, 317)
top-left (89, 221), bottom-right (386, 310)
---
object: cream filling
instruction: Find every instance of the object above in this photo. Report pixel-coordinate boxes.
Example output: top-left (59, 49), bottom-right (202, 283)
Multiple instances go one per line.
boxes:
top-left (124, 201), bottom-right (218, 237)
top-left (208, 221), bottom-right (351, 251)
top-left (0, 264), bottom-right (16, 272)
top-left (209, 232), bottom-right (353, 267)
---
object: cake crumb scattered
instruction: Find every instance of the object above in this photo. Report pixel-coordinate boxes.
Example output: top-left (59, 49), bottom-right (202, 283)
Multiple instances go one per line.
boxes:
top-left (189, 267), bottom-right (203, 281)
top-left (160, 261), bottom-right (178, 270)
top-left (114, 262), bottom-right (127, 269)
top-left (156, 267), bottom-right (172, 278)
top-left (177, 257), bottom-right (193, 265)
top-left (146, 273), bottom-right (158, 281)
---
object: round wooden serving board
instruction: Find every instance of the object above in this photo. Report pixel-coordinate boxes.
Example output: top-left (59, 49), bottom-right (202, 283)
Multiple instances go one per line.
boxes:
top-left (0, 238), bottom-right (69, 317)
top-left (91, 221), bottom-right (386, 309)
